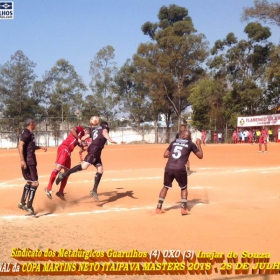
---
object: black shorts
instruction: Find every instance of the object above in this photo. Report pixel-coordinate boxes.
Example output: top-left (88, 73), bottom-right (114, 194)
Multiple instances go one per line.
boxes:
top-left (22, 165), bottom-right (38, 182)
top-left (164, 170), bottom-right (187, 189)
top-left (84, 152), bottom-right (103, 167)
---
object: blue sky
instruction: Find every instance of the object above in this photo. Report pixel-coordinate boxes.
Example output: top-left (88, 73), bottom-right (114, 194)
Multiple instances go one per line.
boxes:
top-left (0, 0), bottom-right (279, 94)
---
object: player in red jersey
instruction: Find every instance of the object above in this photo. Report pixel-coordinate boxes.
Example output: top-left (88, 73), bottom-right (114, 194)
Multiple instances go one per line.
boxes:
top-left (232, 131), bottom-right (237, 144)
top-left (44, 125), bottom-right (86, 200)
top-left (213, 131), bottom-right (218, 144)
top-left (201, 130), bottom-right (207, 145)
top-left (79, 127), bottom-right (92, 162)
top-left (55, 121), bottom-right (117, 202)
top-left (258, 127), bottom-right (268, 153)
top-left (156, 130), bottom-right (203, 215)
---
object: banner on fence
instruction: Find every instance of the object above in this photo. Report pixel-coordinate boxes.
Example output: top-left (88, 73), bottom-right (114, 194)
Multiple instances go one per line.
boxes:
top-left (237, 114), bottom-right (280, 127)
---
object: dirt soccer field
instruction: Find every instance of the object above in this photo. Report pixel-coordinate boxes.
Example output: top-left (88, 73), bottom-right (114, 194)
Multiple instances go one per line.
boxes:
top-left (0, 143), bottom-right (279, 280)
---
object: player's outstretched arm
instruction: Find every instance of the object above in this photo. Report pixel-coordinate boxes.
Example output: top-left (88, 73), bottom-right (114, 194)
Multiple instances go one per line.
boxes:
top-left (195, 139), bottom-right (203, 159)
top-left (70, 127), bottom-right (82, 144)
top-left (35, 145), bottom-right (47, 152)
top-left (163, 149), bottom-right (170, 158)
top-left (102, 129), bottom-right (118, 144)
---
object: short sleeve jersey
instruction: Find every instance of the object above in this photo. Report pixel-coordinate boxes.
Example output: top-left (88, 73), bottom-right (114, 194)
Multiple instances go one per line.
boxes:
top-left (165, 138), bottom-right (199, 173)
top-left (88, 126), bottom-right (108, 153)
top-left (20, 128), bottom-right (37, 165)
top-left (261, 129), bottom-right (268, 139)
top-left (61, 126), bottom-right (84, 153)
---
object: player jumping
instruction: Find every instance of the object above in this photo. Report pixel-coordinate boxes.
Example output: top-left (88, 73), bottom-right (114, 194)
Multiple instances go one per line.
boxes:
top-left (55, 121), bottom-right (117, 201)
top-left (44, 125), bottom-right (86, 200)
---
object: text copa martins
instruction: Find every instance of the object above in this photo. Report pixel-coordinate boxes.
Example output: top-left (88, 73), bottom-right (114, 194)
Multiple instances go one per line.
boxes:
top-left (11, 248), bottom-right (148, 259)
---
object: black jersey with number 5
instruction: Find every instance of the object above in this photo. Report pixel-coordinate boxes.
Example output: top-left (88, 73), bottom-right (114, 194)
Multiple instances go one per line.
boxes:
top-left (165, 139), bottom-right (198, 172)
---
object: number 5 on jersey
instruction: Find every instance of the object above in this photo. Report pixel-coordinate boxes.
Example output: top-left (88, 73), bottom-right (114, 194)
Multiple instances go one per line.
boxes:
top-left (172, 146), bottom-right (183, 159)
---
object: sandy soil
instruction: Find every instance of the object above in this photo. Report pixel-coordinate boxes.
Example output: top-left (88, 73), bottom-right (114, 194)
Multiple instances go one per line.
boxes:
top-left (0, 143), bottom-right (279, 280)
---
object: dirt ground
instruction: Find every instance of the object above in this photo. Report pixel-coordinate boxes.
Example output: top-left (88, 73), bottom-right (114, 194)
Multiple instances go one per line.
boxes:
top-left (0, 142), bottom-right (279, 280)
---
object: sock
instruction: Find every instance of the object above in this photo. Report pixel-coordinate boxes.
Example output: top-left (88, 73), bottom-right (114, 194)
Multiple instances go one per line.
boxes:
top-left (21, 184), bottom-right (31, 204)
top-left (79, 151), bottom-right (83, 161)
top-left (181, 198), bottom-right (187, 210)
top-left (27, 186), bottom-right (37, 208)
top-left (47, 169), bottom-right (59, 191)
top-left (59, 176), bottom-right (69, 194)
top-left (63, 165), bottom-right (82, 177)
top-left (157, 198), bottom-right (164, 210)
top-left (93, 172), bottom-right (103, 191)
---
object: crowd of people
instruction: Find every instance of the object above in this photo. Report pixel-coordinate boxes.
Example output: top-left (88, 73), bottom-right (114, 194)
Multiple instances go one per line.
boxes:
top-left (231, 127), bottom-right (274, 145)
top-left (200, 127), bottom-right (275, 145)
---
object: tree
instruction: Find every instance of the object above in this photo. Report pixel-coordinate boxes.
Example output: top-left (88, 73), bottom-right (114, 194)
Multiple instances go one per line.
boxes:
top-left (189, 77), bottom-right (227, 131)
top-left (140, 4), bottom-right (209, 130)
top-left (89, 46), bottom-right (118, 121)
top-left (0, 50), bottom-right (43, 138)
top-left (242, 0), bottom-right (280, 27)
top-left (209, 22), bottom-right (272, 117)
top-left (115, 59), bottom-right (151, 132)
top-left (44, 59), bottom-right (87, 121)
top-left (262, 44), bottom-right (280, 111)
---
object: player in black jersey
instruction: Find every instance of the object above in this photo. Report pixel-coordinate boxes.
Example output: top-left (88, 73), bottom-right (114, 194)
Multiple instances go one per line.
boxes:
top-left (156, 130), bottom-right (203, 215)
top-left (18, 118), bottom-right (47, 214)
top-left (175, 124), bottom-right (191, 175)
top-left (55, 120), bottom-right (117, 201)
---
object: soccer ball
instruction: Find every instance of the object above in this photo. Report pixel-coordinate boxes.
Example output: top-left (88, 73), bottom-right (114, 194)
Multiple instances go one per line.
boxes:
top-left (90, 116), bottom-right (100, 126)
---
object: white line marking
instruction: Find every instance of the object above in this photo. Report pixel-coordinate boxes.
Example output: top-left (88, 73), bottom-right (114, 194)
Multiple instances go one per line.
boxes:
top-left (1, 203), bottom-right (205, 220)
top-left (190, 186), bottom-right (214, 189)
top-left (1, 166), bottom-right (280, 189)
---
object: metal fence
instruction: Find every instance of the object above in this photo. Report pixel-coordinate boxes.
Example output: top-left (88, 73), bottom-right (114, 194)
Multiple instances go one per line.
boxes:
top-left (2, 117), bottom-right (263, 148)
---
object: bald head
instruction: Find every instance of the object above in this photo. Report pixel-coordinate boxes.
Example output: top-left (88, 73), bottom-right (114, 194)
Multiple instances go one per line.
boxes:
top-left (180, 130), bottom-right (191, 140)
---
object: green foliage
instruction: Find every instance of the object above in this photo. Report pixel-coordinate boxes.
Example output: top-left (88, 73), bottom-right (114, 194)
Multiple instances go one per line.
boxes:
top-left (208, 22), bottom-right (272, 120)
top-left (115, 59), bottom-right (151, 130)
top-left (139, 4), bottom-right (208, 131)
top-left (43, 59), bottom-right (87, 120)
top-left (242, 0), bottom-right (280, 27)
top-left (244, 22), bottom-right (271, 41)
top-left (0, 50), bottom-right (44, 136)
top-left (190, 77), bottom-right (226, 130)
top-left (89, 46), bottom-right (118, 121)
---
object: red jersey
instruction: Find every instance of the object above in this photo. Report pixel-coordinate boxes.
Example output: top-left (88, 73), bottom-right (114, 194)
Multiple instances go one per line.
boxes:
top-left (82, 137), bottom-right (92, 147)
top-left (261, 129), bottom-right (268, 138)
top-left (60, 126), bottom-right (84, 153)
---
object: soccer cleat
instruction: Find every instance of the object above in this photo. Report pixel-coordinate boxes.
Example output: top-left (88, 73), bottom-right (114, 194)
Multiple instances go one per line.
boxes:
top-left (56, 191), bottom-right (66, 201)
top-left (181, 208), bottom-right (190, 215)
top-left (89, 190), bottom-right (100, 202)
top-left (55, 172), bottom-right (64, 185)
top-left (18, 202), bottom-right (26, 210)
top-left (44, 188), bottom-right (52, 199)
top-left (23, 205), bottom-right (35, 215)
top-left (258, 151), bottom-right (262, 153)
